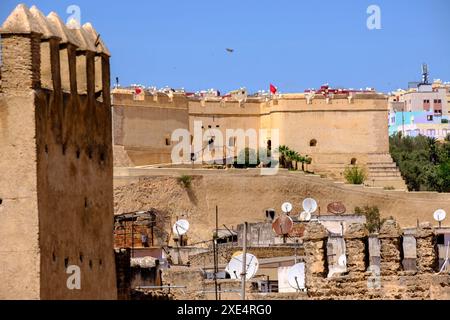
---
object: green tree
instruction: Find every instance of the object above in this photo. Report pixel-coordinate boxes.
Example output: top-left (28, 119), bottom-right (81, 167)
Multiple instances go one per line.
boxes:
top-left (277, 145), bottom-right (290, 168)
top-left (355, 206), bottom-right (386, 233)
top-left (389, 133), bottom-right (450, 192)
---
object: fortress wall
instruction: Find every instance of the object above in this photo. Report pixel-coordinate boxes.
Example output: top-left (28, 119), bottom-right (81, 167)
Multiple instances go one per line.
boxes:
top-left (112, 91), bottom-right (391, 170)
top-left (0, 5), bottom-right (116, 299)
top-left (112, 92), bottom-right (189, 166)
top-left (268, 97), bottom-right (389, 159)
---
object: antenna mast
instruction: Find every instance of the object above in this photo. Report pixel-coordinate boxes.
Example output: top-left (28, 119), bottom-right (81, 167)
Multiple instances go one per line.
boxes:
top-left (422, 63), bottom-right (429, 85)
top-left (241, 222), bottom-right (248, 300)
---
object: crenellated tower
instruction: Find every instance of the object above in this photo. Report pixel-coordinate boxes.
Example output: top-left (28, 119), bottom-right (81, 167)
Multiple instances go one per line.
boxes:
top-left (0, 4), bottom-right (116, 299)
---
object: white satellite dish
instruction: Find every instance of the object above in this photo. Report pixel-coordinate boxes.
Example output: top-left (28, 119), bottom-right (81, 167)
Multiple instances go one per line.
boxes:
top-left (434, 209), bottom-right (447, 222)
top-left (281, 202), bottom-right (293, 214)
top-left (338, 254), bottom-right (347, 267)
top-left (173, 219), bottom-right (190, 236)
top-left (287, 263), bottom-right (305, 290)
top-left (225, 253), bottom-right (259, 281)
top-left (299, 211), bottom-right (312, 222)
top-left (302, 198), bottom-right (318, 214)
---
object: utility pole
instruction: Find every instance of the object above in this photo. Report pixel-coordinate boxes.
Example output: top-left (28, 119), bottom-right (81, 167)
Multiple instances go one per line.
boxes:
top-left (241, 222), bottom-right (248, 300)
top-left (213, 206), bottom-right (219, 300)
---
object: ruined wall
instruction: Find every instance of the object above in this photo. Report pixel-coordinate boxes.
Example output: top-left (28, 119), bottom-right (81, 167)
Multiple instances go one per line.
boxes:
top-left (0, 4), bottom-right (116, 299)
top-left (302, 221), bottom-right (450, 300)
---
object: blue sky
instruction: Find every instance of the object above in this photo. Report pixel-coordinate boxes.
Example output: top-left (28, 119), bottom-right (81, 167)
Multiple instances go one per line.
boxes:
top-left (1, 0), bottom-right (450, 94)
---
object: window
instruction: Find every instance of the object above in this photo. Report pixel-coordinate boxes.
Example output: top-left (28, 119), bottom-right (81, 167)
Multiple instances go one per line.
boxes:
top-left (310, 139), bottom-right (317, 147)
top-left (351, 158), bottom-right (357, 165)
top-left (165, 138), bottom-right (171, 146)
top-left (208, 125), bottom-right (212, 129)
top-left (434, 99), bottom-right (438, 104)
top-left (229, 137), bottom-right (236, 147)
top-left (427, 115), bottom-right (434, 121)
top-left (267, 140), bottom-right (272, 151)
top-left (216, 125), bottom-right (220, 128)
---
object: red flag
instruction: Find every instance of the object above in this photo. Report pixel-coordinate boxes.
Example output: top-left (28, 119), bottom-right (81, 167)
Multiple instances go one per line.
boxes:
top-left (270, 83), bottom-right (277, 95)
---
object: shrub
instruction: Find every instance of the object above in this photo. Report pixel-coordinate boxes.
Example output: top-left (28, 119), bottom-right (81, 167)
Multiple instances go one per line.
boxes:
top-left (178, 175), bottom-right (192, 188)
top-left (344, 165), bottom-right (367, 184)
top-left (383, 186), bottom-right (395, 190)
top-left (355, 206), bottom-right (385, 233)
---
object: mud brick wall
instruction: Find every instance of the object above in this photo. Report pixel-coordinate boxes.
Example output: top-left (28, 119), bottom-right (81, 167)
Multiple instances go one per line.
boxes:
top-left (0, 4), bottom-right (116, 299)
top-left (416, 223), bottom-right (438, 273)
top-left (115, 248), bottom-right (131, 300)
top-left (345, 223), bottom-right (368, 274)
top-left (379, 220), bottom-right (402, 275)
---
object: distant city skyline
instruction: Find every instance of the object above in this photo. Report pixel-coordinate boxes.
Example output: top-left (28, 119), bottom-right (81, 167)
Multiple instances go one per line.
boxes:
top-left (1, 0), bottom-right (450, 94)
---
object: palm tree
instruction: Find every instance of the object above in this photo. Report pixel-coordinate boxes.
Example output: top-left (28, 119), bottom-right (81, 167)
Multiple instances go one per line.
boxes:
top-left (278, 145), bottom-right (290, 168)
top-left (285, 150), bottom-right (298, 170)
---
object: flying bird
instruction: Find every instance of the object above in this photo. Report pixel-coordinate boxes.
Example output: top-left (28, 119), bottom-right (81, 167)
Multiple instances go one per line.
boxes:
top-left (226, 48), bottom-right (234, 53)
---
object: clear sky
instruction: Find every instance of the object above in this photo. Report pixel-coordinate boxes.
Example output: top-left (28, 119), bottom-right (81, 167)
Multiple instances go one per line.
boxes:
top-left (1, 0), bottom-right (449, 94)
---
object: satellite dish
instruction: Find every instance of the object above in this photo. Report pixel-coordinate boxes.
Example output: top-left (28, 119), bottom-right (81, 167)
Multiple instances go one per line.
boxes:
top-left (434, 209), bottom-right (447, 222)
top-left (272, 215), bottom-right (294, 235)
top-left (281, 202), bottom-right (293, 214)
top-left (299, 211), bottom-right (312, 222)
top-left (287, 263), bottom-right (305, 290)
top-left (225, 253), bottom-right (259, 280)
top-left (338, 254), bottom-right (347, 267)
top-left (302, 198), bottom-right (318, 214)
top-left (327, 202), bottom-right (346, 215)
top-left (172, 219), bottom-right (190, 236)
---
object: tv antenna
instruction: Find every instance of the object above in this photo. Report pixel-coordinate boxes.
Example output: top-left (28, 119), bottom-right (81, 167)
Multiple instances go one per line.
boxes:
top-left (302, 198), bottom-right (318, 214)
top-left (281, 202), bottom-right (293, 214)
top-left (433, 209), bottom-right (446, 228)
top-left (173, 219), bottom-right (190, 237)
top-left (327, 202), bottom-right (346, 215)
top-left (225, 253), bottom-right (259, 281)
top-left (287, 263), bottom-right (306, 291)
top-left (272, 214), bottom-right (294, 243)
top-left (299, 211), bottom-right (312, 222)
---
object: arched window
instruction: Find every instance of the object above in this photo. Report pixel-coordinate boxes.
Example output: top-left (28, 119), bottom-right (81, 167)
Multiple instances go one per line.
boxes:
top-left (310, 139), bottom-right (317, 147)
top-left (267, 139), bottom-right (272, 151)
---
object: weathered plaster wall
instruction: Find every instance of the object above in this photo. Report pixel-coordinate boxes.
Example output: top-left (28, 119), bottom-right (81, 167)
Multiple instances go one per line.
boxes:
top-left (0, 33), bottom-right (42, 300)
top-left (0, 5), bottom-right (116, 300)
top-left (112, 93), bottom-right (189, 166)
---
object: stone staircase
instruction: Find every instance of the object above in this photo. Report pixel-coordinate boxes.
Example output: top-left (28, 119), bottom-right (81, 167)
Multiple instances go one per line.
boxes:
top-left (366, 154), bottom-right (407, 190)
top-left (309, 153), bottom-right (408, 191)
